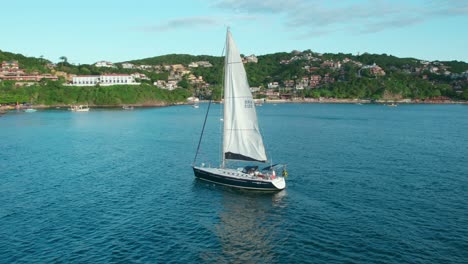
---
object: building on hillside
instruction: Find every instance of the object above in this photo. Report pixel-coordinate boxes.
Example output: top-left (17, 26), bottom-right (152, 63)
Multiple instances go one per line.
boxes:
top-left (95, 61), bottom-right (115, 68)
top-left (321, 60), bottom-right (341, 69)
top-left (171, 64), bottom-right (185, 72)
top-left (197, 61), bottom-right (213, 68)
top-left (250, 87), bottom-right (261, 93)
top-left (131, 73), bottom-right (150, 80)
top-left (1, 74), bottom-right (58, 81)
top-left (0, 60), bottom-right (59, 81)
top-left (369, 64), bottom-right (386, 76)
top-left (188, 62), bottom-right (199, 68)
top-left (122, 63), bottom-right (134, 69)
top-left (243, 54), bottom-right (258, 63)
top-left (137, 65), bottom-right (153, 70)
top-left (154, 80), bottom-right (178, 90)
top-left (295, 83), bottom-right (304, 90)
top-left (265, 90), bottom-right (280, 99)
top-left (299, 77), bottom-right (309, 88)
top-left (284, 80), bottom-right (295, 89)
top-left (1, 61), bottom-right (20, 72)
top-left (71, 74), bottom-right (138, 86)
top-left (322, 73), bottom-right (335, 83)
top-left (267, 82), bottom-right (279, 89)
top-left (309, 75), bottom-right (321, 88)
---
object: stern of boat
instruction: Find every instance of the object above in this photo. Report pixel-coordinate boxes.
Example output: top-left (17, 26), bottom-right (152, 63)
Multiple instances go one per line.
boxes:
top-left (272, 177), bottom-right (286, 190)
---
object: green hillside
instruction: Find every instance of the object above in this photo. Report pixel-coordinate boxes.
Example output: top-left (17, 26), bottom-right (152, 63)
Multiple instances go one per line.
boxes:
top-left (1, 49), bottom-right (468, 105)
top-left (0, 50), bottom-right (51, 74)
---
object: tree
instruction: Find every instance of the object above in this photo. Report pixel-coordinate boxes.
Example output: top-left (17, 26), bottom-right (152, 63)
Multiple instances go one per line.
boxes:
top-left (59, 56), bottom-right (68, 63)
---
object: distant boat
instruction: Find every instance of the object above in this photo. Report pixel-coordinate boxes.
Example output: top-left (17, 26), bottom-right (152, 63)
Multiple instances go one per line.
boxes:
top-left (193, 104), bottom-right (199, 109)
top-left (23, 105), bottom-right (37, 113)
top-left (122, 105), bottom-right (134, 110)
top-left (192, 29), bottom-right (287, 191)
top-left (388, 103), bottom-right (398, 107)
top-left (70, 105), bottom-right (90, 112)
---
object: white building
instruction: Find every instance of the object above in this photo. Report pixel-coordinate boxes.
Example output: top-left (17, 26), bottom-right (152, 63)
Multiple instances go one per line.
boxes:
top-left (243, 54), bottom-right (258, 63)
top-left (250, 87), bottom-right (261, 92)
top-left (95, 61), bottom-right (115, 68)
top-left (267, 82), bottom-right (279, 89)
top-left (71, 74), bottom-right (138, 86)
top-left (122, 63), bottom-right (134, 69)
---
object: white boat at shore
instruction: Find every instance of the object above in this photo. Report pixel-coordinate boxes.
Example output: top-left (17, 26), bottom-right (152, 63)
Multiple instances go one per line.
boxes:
top-left (70, 105), bottom-right (90, 112)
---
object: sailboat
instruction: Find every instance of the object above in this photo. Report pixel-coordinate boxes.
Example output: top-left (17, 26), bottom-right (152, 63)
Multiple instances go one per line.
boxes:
top-left (192, 29), bottom-right (286, 191)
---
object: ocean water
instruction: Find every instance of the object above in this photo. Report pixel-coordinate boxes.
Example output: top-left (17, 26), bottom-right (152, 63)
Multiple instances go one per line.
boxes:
top-left (0, 104), bottom-right (467, 263)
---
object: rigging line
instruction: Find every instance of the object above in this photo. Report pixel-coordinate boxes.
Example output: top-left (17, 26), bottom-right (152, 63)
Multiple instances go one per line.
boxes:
top-left (193, 99), bottom-right (212, 165)
top-left (256, 105), bottom-right (272, 165)
top-left (219, 34), bottom-right (227, 167)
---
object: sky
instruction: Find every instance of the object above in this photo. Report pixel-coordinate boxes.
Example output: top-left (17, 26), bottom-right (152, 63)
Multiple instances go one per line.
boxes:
top-left (2, 0), bottom-right (467, 64)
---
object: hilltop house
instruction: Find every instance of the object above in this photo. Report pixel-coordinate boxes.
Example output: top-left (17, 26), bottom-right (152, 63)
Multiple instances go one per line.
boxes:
top-left (122, 63), bottom-right (134, 69)
top-left (0, 60), bottom-right (58, 81)
top-left (94, 61), bottom-right (115, 68)
top-left (243, 54), bottom-right (258, 63)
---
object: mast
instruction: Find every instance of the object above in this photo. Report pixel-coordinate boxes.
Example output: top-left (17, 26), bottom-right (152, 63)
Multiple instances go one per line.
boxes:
top-left (221, 27), bottom-right (230, 168)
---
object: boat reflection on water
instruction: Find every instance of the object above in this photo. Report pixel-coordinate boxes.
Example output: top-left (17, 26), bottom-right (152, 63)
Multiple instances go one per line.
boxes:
top-left (196, 181), bottom-right (287, 262)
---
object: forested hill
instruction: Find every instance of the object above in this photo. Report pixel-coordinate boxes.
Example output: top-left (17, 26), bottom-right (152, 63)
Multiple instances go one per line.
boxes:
top-left (124, 52), bottom-right (468, 100)
top-left (129, 54), bottom-right (223, 66)
top-left (1, 49), bottom-right (468, 101)
top-left (0, 50), bottom-right (52, 73)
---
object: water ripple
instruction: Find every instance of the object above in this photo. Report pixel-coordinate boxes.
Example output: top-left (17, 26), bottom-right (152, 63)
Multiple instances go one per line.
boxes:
top-left (0, 105), bottom-right (467, 263)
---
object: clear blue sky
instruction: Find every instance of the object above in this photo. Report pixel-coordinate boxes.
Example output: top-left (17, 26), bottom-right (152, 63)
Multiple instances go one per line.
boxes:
top-left (2, 0), bottom-right (467, 64)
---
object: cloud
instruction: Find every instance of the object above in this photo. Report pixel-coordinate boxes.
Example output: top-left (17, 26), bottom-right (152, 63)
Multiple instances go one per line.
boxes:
top-left (213, 0), bottom-right (468, 38)
top-left (137, 15), bottom-right (260, 32)
top-left (139, 17), bottom-right (221, 32)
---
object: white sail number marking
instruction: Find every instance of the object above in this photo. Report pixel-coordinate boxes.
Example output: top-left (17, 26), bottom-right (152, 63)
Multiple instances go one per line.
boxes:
top-left (244, 99), bottom-right (254, 109)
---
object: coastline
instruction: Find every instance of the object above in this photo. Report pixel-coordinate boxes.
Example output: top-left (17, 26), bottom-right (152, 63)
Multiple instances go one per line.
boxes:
top-left (0, 101), bottom-right (191, 110)
top-left (1, 99), bottom-right (466, 111)
top-left (264, 98), bottom-right (468, 104)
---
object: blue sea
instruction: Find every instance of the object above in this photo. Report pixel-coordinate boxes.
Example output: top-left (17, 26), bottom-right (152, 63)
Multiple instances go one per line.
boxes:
top-left (1, 104), bottom-right (467, 263)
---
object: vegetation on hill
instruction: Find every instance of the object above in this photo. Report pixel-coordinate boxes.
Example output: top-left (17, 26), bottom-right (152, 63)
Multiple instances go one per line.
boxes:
top-left (0, 50), bottom-right (51, 74)
top-left (129, 54), bottom-right (222, 66)
top-left (1, 49), bottom-right (468, 104)
top-left (0, 81), bottom-right (190, 105)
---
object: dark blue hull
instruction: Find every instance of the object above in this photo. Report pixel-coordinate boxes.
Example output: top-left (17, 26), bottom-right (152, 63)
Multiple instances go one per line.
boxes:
top-left (193, 167), bottom-right (281, 191)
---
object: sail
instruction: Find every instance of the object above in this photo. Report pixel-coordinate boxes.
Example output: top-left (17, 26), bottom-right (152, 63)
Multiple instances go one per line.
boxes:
top-left (223, 30), bottom-right (267, 163)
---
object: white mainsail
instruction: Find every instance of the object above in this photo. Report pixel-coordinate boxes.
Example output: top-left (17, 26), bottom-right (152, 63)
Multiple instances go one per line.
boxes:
top-left (223, 30), bottom-right (267, 163)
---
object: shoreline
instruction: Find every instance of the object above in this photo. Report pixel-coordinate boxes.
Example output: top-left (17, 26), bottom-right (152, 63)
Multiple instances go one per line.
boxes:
top-left (0, 101), bottom-right (191, 110)
top-left (264, 99), bottom-right (468, 104)
top-left (203, 98), bottom-right (468, 105)
top-left (1, 99), bottom-right (467, 111)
